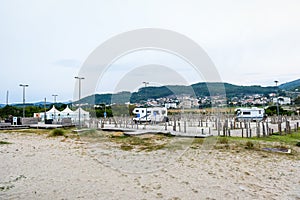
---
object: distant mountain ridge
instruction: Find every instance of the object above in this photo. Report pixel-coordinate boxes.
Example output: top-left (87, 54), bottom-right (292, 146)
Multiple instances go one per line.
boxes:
top-left (4, 79), bottom-right (299, 106)
top-left (279, 79), bottom-right (300, 90)
top-left (77, 81), bottom-right (285, 105)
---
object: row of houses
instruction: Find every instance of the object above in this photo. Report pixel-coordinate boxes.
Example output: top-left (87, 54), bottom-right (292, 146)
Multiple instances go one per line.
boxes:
top-left (143, 95), bottom-right (294, 109)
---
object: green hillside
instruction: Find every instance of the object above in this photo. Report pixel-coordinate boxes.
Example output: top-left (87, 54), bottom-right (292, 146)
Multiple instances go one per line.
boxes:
top-left (78, 82), bottom-right (279, 105)
top-left (77, 79), bottom-right (300, 105)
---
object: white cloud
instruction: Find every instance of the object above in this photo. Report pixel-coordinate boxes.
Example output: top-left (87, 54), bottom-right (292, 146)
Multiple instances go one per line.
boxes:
top-left (0, 0), bottom-right (300, 103)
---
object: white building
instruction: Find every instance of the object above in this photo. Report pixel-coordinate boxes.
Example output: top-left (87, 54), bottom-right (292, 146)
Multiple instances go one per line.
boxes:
top-left (164, 102), bottom-right (177, 109)
top-left (272, 97), bottom-right (291, 105)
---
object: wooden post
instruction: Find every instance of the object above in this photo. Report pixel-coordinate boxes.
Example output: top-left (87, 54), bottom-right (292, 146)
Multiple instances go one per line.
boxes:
top-left (278, 122), bottom-right (282, 135)
top-left (256, 122), bottom-right (260, 138)
top-left (287, 121), bottom-right (291, 134)
top-left (215, 118), bottom-right (218, 130)
top-left (242, 128), bottom-right (244, 138)
top-left (262, 122), bottom-right (266, 137)
top-left (101, 119), bottom-right (104, 128)
top-left (173, 119), bottom-right (176, 131)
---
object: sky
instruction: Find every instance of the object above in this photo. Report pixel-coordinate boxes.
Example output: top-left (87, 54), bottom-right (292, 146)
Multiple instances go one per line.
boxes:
top-left (0, 0), bottom-right (300, 104)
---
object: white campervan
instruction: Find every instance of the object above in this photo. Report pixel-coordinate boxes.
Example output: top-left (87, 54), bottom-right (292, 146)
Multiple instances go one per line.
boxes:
top-left (235, 107), bottom-right (265, 122)
top-left (132, 107), bottom-right (168, 123)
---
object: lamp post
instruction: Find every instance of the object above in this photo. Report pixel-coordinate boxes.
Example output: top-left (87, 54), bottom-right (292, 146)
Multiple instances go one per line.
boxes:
top-left (274, 80), bottom-right (279, 116)
top-left (44, 97), bottom-right (47, 122)
top-left (52, 94), bottom-right (58, 121)
top-left (19, 84), bottom-right (29, 118)
top-left (75, 77), bottom-right (85, 128)
top-left (142, 81), bottom-right (149, 122)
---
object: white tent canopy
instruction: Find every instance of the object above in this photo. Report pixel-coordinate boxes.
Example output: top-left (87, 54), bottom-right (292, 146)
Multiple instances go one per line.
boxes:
top-left (60, 105), bottom-right (74, 119)
top-left (33, 105), bottom-right (90, 122)
top-left (46, 105), bottom-right (61, 120)
top-left (73, 107), bottom-right (90, 121)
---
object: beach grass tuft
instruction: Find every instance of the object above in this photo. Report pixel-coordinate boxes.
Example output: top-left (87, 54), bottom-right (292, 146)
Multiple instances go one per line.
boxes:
top-left (245, 141), bottom-right (254, 149)
top-left (48, 129), bottom-right (65, 137)
top-left (0, 140), bottom-right (11, 144)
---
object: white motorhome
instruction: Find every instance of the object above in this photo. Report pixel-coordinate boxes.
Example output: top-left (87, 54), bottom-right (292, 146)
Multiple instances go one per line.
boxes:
top-left (132, 107), bottom-right (168, 123)
top-left (235, 107), bottom-right (265, 122)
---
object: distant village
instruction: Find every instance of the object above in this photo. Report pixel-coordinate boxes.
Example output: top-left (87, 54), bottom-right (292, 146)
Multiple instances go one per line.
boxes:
top-left (130, 93), bottom-right (297, 110)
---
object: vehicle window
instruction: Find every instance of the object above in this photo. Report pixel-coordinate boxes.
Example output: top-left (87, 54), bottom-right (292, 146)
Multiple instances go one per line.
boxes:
top-left (243, 112), bottom-right (251, 115)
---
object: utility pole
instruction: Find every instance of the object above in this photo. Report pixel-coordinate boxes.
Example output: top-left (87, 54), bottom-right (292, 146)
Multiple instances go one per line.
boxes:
top-left (274, 80), bottom-right (279, 116)
top-left (142, 81), bottom-right (149, 122)
top-left (44, 97), bottom-right (47, 122)
top-left (19, 84), bottom-right (29, 118)
top-left (6, 90), bottom-right (9, 105)
top-left (52, 94), bottom-right (58, 122)
top-left (75, 77), bottom-right (85, 128)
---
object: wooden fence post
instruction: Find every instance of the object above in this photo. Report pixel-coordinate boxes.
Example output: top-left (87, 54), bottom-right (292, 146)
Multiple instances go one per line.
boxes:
top-left (262, 122), bottom-right (266, 137)
top-left (242, 128), bottom-right (244, 138)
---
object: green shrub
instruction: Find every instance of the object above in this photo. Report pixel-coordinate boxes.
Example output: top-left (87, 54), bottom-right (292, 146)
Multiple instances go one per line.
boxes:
top-left (0, 141), bottom-right (11, 145)
top-left (219, 137), bottom-right (228, 144)
top-left (296, 142), bottom-right (300, 147)
top-left (245, 141), bottom-right (254, 149)
top-left (48, 129), bottom-right (65, 137)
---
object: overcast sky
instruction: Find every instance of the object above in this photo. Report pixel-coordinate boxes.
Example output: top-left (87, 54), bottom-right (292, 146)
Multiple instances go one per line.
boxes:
top-left (1, 0), bottom-right (300, 104)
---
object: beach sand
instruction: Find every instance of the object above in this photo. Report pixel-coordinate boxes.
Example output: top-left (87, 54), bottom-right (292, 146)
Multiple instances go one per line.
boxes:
top-left (0, 131), bottom-right (299, 200)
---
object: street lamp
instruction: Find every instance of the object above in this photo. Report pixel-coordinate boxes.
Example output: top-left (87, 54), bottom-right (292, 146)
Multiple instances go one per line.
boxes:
top-left (75, 76), bottom-right (85, 128)
top-left (52, 94), bottom-right (58, 121)
top-left (142, 81), bottom-right (149, 122)
top-left (274, 80), bottom-right (279, 116)
top-left (19, 84), bottom-right (29, 118)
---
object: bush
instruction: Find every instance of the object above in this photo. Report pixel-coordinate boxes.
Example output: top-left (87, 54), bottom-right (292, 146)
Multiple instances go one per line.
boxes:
top-left (296, 142), bottom-right (300, 147)
top-left (48, 129), bottom-right (65, 137)
top-left (245, 141), bottom-right (254, 149)
top-left (219, 137), bottom-right (228, 144)
top-left (0, 141), bottom-right (11, 145)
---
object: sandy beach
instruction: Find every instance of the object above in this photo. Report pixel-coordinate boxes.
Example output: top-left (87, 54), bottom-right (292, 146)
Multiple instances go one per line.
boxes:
top-left (0, 131), bottom-right (299, 200)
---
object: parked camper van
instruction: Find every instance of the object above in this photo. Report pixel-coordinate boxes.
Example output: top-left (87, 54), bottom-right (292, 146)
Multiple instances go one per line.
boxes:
top-left (132, 107), bottom-right (168, 123)
top-left (235, 107), bottom-right (265, 122)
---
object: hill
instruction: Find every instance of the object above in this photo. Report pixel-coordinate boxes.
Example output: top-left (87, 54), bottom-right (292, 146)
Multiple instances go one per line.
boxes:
top-left (78, 82), bottom-right (278, 105)
top-left (279, 79), bottom-right (300, 91)
top-left (75, 79), bottom-right (300, 105)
